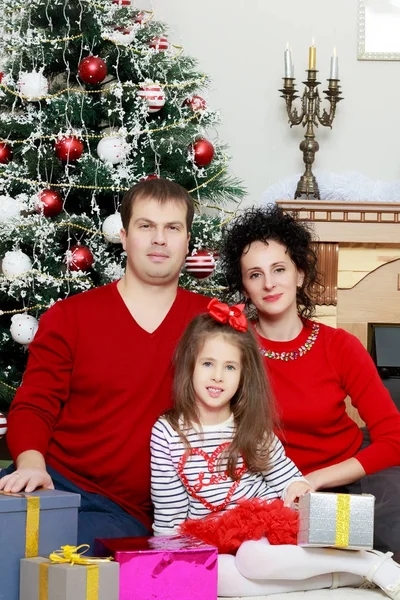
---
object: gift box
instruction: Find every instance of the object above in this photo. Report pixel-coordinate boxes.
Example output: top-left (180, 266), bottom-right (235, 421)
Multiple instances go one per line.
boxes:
top-left (0, 490), bottom-right (80, 600)
top-left (20, 555), bottom-right (119, 600)
top-left (297, 492), bottom-right (375, 550)
top-left (95, 535), bottom-right (218, 600)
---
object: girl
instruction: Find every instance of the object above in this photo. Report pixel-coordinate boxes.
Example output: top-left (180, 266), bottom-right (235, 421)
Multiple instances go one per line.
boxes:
top-left (150, 300), bottom-right (400, 598)
top-left (222, 204), bottom-right (400, 562)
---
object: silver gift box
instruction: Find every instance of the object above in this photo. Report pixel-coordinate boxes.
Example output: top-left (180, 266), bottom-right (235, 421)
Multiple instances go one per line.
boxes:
top-left (297, 492), bottom-right (375, 550)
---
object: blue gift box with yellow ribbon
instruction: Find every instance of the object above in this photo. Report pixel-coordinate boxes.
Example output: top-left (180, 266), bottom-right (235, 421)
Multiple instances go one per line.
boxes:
top-left (297, 492), bottom-right (375, 550)
top-left (0, 490), bottom-right (80, 600)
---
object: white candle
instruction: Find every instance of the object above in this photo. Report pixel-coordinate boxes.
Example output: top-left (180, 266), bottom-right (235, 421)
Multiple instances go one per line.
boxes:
top-left (330, 47), bottom-right (339, 79)
top-left (308, 37), bottom-right (316, 70)
top-left (284, 42), bottom-right (293, 77)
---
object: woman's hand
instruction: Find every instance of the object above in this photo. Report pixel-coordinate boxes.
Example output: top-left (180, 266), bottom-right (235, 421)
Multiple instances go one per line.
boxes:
top-left (284, 480), bottom-right (314, 507)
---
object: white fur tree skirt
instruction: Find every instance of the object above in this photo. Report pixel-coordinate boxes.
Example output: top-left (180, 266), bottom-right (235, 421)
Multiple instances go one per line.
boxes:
top-left (219, 587), bottom-right (386, 599)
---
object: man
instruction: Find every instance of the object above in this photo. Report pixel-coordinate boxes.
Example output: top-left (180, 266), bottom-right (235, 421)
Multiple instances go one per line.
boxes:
top-left (0, 178), bottom-right (210, 548)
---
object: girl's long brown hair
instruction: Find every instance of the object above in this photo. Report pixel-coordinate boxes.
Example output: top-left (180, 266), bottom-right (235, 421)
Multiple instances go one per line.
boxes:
top-left (166, 314), bottom-right (278, 479)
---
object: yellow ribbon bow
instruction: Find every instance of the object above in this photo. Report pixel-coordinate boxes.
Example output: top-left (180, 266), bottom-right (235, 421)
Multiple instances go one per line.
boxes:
top-left (39, 545), bottom-right (113, 600)
top-left (49, 544), bottom-right (113, 564)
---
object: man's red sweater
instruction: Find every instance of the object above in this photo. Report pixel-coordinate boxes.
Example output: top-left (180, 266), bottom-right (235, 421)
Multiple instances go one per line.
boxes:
top-left (257, 320), bottom-right (400, 476)
top-left (7, 282), bottom-right (209, 530)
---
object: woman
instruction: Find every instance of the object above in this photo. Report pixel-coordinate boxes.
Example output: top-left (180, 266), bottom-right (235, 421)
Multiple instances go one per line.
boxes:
top-left (222, 204), bottom-right (400, 561)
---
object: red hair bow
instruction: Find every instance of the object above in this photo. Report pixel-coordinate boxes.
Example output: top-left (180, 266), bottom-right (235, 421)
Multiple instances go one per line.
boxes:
top-left (207, 298), bottom-right (248, 332)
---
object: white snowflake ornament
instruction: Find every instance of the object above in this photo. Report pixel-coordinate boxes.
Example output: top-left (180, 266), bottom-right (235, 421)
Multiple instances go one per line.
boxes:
top-left (2, 250), bottom-right (32, 277)
top-left (10, 314), bottom-right (39, 345)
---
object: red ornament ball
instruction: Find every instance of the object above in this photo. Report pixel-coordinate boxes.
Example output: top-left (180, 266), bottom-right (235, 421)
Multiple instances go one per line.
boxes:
top-left (113, 25), bottom-right (133, 35)
top-left (140, 174), bottom-right (159, 181)
top-left (66, 245), bottom-right (94, 272)
top-left (191, 138), bottom-right (215, 168)
top-left (55, 136), bottom-right (84, 163)
top-left (112, 0), bottom-right (131, 5)
top-left (183, 95), bottom-right (207, 112)
top-left (0, 73), bottom-right (4, 83)
top-left (185, 250), bottom-right (218, 279)
top-left (149, 36), bottom-right (169, 51)
top-left (134, 12), bottom-right (145, 23)
top-left (0, 142), bottom-right (13, 164)
top-left (36, 189), bottom-right (63, 218)
top-left (0, 412), bottom-right (7, 440)
top-left (78, 56), bottom-right (108, 85)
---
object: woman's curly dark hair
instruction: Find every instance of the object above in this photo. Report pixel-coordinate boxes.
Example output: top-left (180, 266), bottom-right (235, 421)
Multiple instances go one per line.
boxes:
top-left (221, 204), bottom-right (322, 319)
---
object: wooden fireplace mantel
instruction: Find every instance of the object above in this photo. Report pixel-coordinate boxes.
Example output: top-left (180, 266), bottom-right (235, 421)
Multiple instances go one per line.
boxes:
top-left (276, 200), bottom-right (400, 243)
top-left (277, 200), bottom-right (400, 427)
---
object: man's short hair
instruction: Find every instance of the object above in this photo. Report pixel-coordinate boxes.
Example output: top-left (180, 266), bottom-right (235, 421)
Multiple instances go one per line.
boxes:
top-left (120, 178), bottom-right (195, 232)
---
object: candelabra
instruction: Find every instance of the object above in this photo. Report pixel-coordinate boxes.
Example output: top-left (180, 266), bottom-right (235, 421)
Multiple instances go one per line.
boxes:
top-left (279, 70), bottom-right (343, 199)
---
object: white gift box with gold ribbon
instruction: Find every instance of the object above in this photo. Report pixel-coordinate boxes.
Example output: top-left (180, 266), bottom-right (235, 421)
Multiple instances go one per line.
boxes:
top-left (297, 492), bottom-right (374, 550)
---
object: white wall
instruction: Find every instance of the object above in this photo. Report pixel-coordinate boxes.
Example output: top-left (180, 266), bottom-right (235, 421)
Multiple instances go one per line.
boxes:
top-left (141, 0), bottom-right (400, 205)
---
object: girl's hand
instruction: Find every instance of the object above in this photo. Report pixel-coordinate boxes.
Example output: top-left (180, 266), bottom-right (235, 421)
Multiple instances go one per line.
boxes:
top-left (284, 480), bottom-right (314, 507)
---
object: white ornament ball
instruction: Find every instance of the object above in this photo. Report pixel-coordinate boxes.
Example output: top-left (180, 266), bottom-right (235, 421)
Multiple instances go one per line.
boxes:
top-left (2, 250), bottom-right (32, 278)
top-left (0, 412), bottom-right (7, 440)
top-left (102, 213), bottom-right (123, 243)
top-left (0, 195), bottom-right (23, 222)
top-left (97, 136), bottom-right (128, 165)
top-left (137, 85), bottom-right (166, 113)
top-left (18, 70), bottom-right (49, 100)
top-left (10, 314), bottom-right (39, 345)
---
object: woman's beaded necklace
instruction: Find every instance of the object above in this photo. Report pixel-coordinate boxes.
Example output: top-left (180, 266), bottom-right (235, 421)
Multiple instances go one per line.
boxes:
top-left (258, 321), bottom-right (320, 361)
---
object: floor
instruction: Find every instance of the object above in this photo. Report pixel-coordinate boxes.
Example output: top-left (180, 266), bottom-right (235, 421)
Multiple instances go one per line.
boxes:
top-left (219, 587), bottom-right (386, 599)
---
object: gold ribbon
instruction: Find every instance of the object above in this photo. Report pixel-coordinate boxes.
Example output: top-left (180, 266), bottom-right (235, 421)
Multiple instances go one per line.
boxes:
top-left (335, 493), bottom-right (351, 548)
top-left (0, 491), bottom-right (39, 557)
top-left (38, 544), bottom-right (113, 600)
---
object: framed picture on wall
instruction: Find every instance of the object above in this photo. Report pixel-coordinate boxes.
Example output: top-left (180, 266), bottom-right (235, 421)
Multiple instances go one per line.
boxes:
top-left (358, 0), bottom-right (400, 60)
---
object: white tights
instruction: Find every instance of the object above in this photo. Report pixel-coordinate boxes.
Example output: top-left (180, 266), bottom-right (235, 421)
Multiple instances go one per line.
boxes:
top-left (218, 538), bottom-right (400, 598)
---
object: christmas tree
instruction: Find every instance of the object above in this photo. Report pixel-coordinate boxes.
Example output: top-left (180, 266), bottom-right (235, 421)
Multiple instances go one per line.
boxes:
top-left (0, 0), bottom-right (245, 407)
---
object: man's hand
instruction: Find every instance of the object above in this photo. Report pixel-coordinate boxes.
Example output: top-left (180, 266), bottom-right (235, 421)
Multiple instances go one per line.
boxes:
top-left (0, 450), bottom-right (54, 493)
top-left (0, 468), bottom-right (54, 493)
top-left (284, 479), bottom-right (314, 507)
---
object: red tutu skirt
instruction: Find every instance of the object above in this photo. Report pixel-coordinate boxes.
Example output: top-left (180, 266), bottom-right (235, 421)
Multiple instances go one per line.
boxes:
top-left (178, 498), bottom-right (298, 554)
